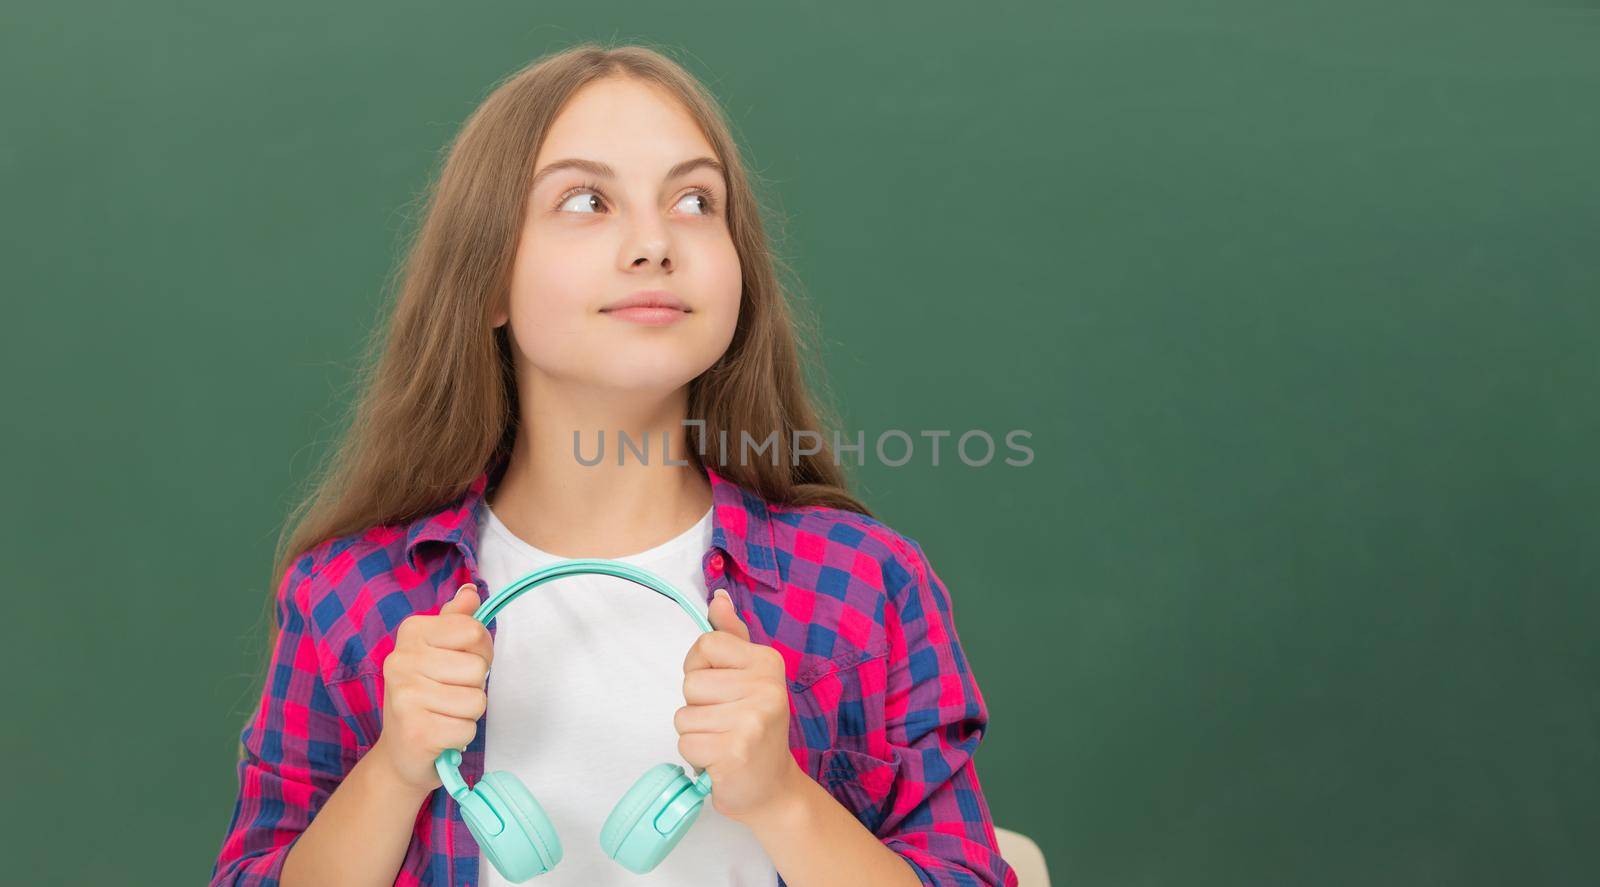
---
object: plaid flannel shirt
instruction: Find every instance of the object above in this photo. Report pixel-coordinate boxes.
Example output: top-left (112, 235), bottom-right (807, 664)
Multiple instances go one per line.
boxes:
top-left (211, 450), bottom-right (1017, 887)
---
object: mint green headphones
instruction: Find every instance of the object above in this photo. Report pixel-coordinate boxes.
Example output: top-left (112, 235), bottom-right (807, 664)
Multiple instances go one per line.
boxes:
top-left (432, 558), bottom-right (716, 882)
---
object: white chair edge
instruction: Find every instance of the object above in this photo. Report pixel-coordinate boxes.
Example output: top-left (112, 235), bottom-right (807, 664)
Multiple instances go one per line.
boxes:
top-left (994, 826), bottom-right (1050, 887)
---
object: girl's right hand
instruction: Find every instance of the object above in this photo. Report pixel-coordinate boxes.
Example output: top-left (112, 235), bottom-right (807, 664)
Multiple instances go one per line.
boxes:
top-left (368, 583), bottom-right (494, 794)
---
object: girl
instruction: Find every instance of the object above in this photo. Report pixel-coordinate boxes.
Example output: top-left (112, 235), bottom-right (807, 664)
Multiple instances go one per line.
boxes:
top-left (210, 43), bottom-right (1016, 887)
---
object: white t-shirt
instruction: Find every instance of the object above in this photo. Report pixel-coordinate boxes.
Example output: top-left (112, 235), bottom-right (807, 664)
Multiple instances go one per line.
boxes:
top-left (475, 502), bottom-right (779, 887)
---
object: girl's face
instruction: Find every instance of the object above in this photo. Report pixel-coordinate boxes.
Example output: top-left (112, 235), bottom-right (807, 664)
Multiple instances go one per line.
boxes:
top-left (496, 76), bottom-right (742, 399)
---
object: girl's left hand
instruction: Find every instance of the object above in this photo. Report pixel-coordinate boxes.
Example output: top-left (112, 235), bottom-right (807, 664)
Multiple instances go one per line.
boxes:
top-left (676, 588), bottom-right (804, 824)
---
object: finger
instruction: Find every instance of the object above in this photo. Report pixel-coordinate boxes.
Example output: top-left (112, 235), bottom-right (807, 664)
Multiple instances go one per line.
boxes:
top-left (672, 700), bottom-right (741, 735)
top-left (682, 628), bottom-right (757, 673)
top-left (426, 710), bottom-right (481, 753)
top-left (440, 583), bottom-right (481, 616)
top-left (708, 589), bottom-right (750, 642)
top-left (416, 677), bottom-right (488, 719)
top-left (419, 646), bottom-right (491, 687)
top-left (425, 615), bottom-right (494, 664)
top-left (677, 731), bottom-right (722, 771)
top-left (682, 666), bottom-right (751, 705)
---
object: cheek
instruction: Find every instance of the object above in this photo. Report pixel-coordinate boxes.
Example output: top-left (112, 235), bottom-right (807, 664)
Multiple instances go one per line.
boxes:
top-left (505, 242), bottom-right (597, 349)
top-left (510, 239), bottom-right (592, 312)
top-left (702, 238), bottom-right (744, 324)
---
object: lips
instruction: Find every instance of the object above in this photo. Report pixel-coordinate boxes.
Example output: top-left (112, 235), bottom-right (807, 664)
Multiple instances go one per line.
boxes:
top-left (601, 290), bottom-right (689, 313)
top-left (601, 305), bottom-right (689, 326)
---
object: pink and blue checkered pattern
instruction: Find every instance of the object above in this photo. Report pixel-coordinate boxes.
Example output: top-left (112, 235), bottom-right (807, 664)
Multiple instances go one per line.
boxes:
top-left (211, 449), bottom-right (1017, 887)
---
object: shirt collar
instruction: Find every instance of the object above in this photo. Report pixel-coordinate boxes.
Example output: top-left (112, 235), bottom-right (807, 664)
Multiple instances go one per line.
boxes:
top-left (401, 450), bottom-right (783, 590)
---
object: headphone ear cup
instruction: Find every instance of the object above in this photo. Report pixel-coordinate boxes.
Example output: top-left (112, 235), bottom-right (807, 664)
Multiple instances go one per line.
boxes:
top-left (599, 763), bottom-right (707, 874)
top-left (476, 771), bottom-right (564, 880)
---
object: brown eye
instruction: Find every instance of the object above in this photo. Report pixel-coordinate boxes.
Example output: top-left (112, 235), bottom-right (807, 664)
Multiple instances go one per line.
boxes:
top-left (676, 189), bottom-right (718, 216)
top-left (555, 186), bottom-right (605, 214)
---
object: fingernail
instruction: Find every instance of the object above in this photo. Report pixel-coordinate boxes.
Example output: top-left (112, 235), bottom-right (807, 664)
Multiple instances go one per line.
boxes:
top-left (714, 588), bottom-right (729, 601)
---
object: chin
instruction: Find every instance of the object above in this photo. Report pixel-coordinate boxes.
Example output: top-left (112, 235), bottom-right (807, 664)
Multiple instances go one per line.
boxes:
top-left (589, 369), bottom-right (699, 393)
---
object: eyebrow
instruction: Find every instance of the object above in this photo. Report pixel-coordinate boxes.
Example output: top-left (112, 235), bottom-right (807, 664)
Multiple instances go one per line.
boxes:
top-left (529, 156), bottom-right (726, 193)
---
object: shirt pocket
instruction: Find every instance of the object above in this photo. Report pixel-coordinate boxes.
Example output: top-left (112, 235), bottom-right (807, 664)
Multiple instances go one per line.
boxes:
top-left (817, 747), bottom-right (900, 833)
top-left (326, 669), bottom-right (387, 751)
top-left (788, 645), bottom-right (891, 753)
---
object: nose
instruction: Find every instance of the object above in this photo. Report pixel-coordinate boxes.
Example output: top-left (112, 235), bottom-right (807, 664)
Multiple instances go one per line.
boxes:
top-left (625, 215), bottom-right (672, 271)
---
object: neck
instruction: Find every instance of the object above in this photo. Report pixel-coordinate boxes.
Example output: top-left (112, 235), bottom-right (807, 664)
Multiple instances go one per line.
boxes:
top-left (487, 371), bottom-right (712, 559)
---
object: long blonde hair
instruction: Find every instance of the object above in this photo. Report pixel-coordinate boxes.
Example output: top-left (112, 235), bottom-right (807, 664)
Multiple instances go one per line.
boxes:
top-left (244, 42), bottom-right (870, 737)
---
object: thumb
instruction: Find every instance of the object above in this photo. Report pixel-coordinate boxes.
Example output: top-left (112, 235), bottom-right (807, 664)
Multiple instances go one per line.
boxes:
top-left (709, 588), bottom-right (749, 641)
top-left (441, 583), bottom-right (480, 615)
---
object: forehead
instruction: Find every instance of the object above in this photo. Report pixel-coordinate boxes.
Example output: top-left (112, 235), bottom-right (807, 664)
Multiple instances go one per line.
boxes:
top-left (533, 77), bottom-right (714, 170)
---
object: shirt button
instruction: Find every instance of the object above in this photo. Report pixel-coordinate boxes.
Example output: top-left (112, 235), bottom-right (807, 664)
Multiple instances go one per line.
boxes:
top-left (708, 551), bottom-right (725, 577)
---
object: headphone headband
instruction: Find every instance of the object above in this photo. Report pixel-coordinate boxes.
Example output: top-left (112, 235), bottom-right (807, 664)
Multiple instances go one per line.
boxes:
top-left (472, 558), bottom-right (716, 633)
top-left (434, 558), bottom-right (716, 835)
